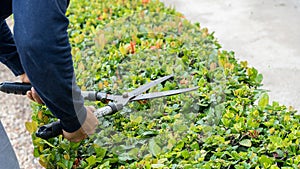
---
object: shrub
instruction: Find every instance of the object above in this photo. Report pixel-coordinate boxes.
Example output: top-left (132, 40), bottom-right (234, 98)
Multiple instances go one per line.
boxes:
top-left (25, 0), bottom-right (300, 168)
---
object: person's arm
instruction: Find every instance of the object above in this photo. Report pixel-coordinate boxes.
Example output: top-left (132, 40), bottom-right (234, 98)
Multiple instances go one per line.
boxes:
top-left (0, 20), bottom-right (24, 76)
top-left (0, 19), bottom-right (98, 142)
top-left (0, 0), bottom-right (99, 142)
top-left (21, 74), bottom-right (98, 142)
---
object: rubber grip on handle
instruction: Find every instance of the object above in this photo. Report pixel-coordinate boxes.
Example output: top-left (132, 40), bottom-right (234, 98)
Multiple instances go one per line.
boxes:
top-left (35, 106), bottom-right (114, 139)
top-left (0, 82), bottom-right (32, 95)
top-left (35, 121), bottom-right (63, 140)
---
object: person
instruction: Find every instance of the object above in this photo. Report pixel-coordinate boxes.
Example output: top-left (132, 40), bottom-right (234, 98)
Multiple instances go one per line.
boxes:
top-left (0, 0), bottom-right (99, 143)
top-left (0, 120), bottom-right (20, 168)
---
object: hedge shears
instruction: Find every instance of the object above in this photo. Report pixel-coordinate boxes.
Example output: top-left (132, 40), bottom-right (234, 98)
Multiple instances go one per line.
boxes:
top-left (0, 75), bottom-right (198, 140)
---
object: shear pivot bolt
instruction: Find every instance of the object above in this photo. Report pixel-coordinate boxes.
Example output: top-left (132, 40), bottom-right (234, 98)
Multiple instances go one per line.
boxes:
top-left (122, 92), bottom-right (129, 98)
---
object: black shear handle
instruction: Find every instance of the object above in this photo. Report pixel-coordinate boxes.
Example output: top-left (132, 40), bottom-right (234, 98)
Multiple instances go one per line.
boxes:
top-left (36, 121), bottom-right (63, 140)
top-left (0, 82), bottom-right (31, 95)
top-left (36, 105), bottom-right (116, 140)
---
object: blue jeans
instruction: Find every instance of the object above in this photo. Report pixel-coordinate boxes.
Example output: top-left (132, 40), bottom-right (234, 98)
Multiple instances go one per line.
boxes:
top-left (0, 0), bottom-right (86, 132)
top-left (0, 120), bottom-right (20, 169)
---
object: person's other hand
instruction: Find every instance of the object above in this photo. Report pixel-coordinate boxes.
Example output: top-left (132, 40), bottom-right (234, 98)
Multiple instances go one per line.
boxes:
top-left (63, 106), bottom-right (99, 142)
top-left (20, 73), bottom-right (44, 104)
top-left (20, 73), bottom-right (30, 83)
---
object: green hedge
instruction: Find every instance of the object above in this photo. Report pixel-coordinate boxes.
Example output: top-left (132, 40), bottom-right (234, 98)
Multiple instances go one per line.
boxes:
top-left (25, 0), bottom-right (300, 168)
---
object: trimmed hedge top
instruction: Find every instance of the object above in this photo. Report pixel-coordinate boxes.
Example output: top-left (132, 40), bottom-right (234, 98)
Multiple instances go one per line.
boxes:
top-left (26, 0), bottom-right (299, 168)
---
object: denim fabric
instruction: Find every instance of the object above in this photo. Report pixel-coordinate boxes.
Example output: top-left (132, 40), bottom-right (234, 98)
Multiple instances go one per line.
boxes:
top-left (0, 120), bottom-right (20, 169)
top-left (0, 0), bottom-right (24, 75)
top-left (0, 21), bottom-right (24, 75)
top-left (0, 0), bottom-right (87, 132)
top-left (0, 0), bottom-right (12, 21)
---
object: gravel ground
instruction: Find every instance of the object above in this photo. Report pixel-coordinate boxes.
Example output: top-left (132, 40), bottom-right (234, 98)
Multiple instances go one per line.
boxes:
top-left (0, 19), bottom-right (42, 169)
top-left (0, 65), bottom-right (42, 169)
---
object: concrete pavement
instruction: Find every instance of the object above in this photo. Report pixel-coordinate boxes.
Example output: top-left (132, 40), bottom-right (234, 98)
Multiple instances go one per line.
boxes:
top-left (161, 0), bottom-right (300, 111)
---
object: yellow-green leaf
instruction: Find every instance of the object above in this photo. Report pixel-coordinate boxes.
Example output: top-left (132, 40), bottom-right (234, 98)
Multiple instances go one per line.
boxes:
top-left (258, 93), bottom-right (269, 109)
top-left (149, 139), bottom-right (162, 157)
top-left (130, 115), bottom-right (143, 124)
top-left (25, 121), bottom-right (38, 134)
top-left (239, 139), bottom-right (252, 147)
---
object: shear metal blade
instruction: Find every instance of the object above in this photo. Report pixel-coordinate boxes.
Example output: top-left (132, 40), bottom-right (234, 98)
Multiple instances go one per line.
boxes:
top-left (131, 87), bottom-right (198, 101)
top-left (127, 75), bottom-right (174, 98)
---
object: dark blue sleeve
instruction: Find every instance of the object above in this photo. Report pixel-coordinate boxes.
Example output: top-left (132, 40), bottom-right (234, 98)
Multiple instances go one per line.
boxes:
top-left (0, 20), bottom-right (24, 76)
top-left (12, 0), bottom-right (87, 132)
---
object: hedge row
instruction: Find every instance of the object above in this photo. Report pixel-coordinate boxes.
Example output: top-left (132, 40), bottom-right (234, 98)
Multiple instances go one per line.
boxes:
top-left (25, 0), bottom-right (300, 168)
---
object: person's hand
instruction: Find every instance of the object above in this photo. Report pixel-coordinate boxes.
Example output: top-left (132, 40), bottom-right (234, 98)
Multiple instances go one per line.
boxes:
top-left (20, 73), bottom-right (44, 104)
top-left (63, 106), bottom-right (99, 142)
top-left (20, 74), bottom-right (98, 142)
top-left (26, 87), bottom-right (44, 104)
top-left (20, 73), bottom-right (30, 83)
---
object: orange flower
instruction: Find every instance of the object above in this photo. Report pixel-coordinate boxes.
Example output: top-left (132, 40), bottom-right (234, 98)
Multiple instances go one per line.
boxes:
top-left (126, 41), bottom-right (136, 54)
top-left (150, 46), bottom-right (157, 50)
top-left (142, 0), bottom-right (150, 5)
